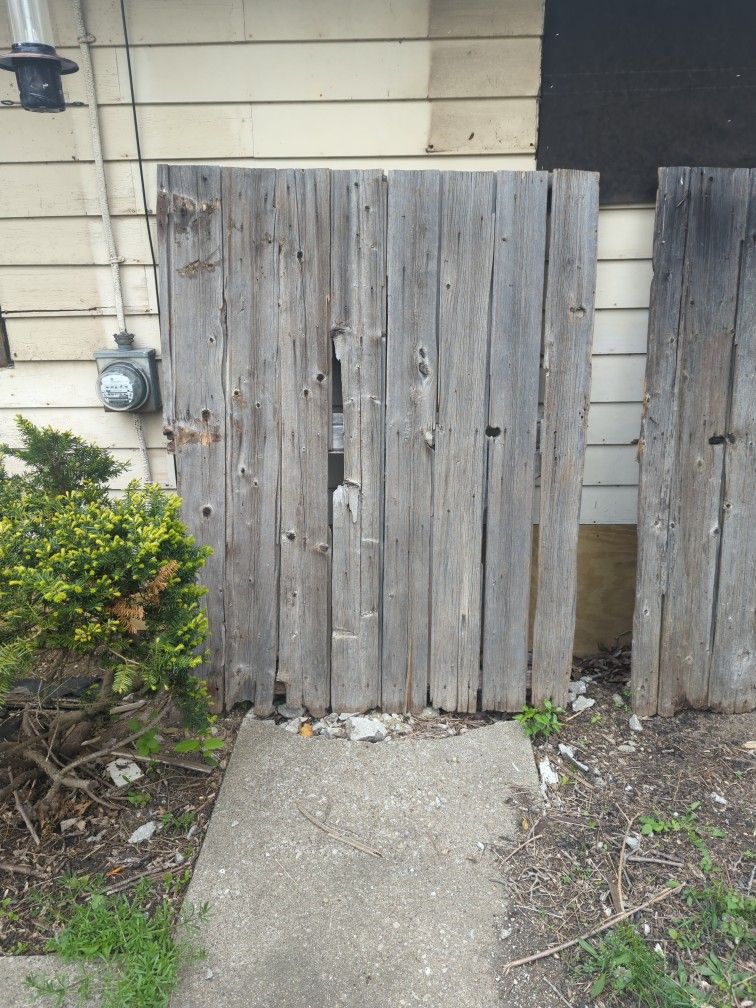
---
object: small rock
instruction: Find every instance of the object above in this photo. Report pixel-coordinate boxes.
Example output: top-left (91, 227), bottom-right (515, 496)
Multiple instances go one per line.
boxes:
top-left (105, 757), bottom-right (143, 788)
top-left (628, 714), bottom-right (643, 733)
top-left (174, 852), bottom-right (185, 864)
top-left (128, 820), bottom-right (158, 844)
top-left (617, 743), bottom-right (636, 754)
top-left (612, 693), bottom-right (625, 708)
top-left (417, 707), bottom-right (441, 721)
top-left (710, 792), bottom-right (727, 806)
top-left (538, 757), bottom-right (560, 793)
top-left (624, 833), bottom-right (641, 851)
top-left (205, 968), bottom-right (214, 981)
top-left (558, 742), bottom-right (590, 773)
top-left (571, 695), bottom-right (595, 713)
top-left (284, 717), bottom-right (303, 734)
top-left (277, 703), bottom-right (305, 720)
top-left (567, 679), bottom-right (588, 698)
top-left (344, 716), bottom-right (387, 742)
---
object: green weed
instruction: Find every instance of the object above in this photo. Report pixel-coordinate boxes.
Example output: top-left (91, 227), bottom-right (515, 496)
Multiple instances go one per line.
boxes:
top-left (514, 699), bottom-right (563, 740)
top-left (639, 802), bottom-right (725, 873)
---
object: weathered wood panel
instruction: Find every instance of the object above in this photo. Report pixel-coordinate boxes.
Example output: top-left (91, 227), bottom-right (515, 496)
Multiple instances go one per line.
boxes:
top-left (482, 170), bottom-right (548, 712)
top-left (157, 165), bottom-right (226, 709)
top-left (382, 170), bottom-right (440, 712)
top-left (330, 170), bottom-right (387, 711)
top-left (430, 172), bottom-right (495, 713)
top-left (531, 170), bottom-right (600, 707)
top-left (222, 169), bottom-right (281, 713)
top-left (277, 170), bottom-right (332, 717)
top-left (708, 169), bottom-right (756, 713)
top-left (631, 168), bottom-right (692, 716)
top-left (658, 169), bottom-right (750, 714)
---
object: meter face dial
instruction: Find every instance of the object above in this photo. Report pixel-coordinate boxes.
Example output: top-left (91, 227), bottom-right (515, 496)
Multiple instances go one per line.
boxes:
top-left (98, 363), bottom-right (148, 411)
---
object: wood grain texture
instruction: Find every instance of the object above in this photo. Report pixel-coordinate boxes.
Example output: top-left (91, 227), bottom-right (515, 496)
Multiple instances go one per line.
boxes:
top-left (276, 170), bottom-right (331, 717)
top-left (631, 168), bottom-right (691, 716)
top-left (531, 170), bottom-right (599, 707)
top-left (157, 165), bottom-right (226, 710)
top-left (430, 172), bottom-right (495, 713)
top-left (708, 169), bottom-right (756, 713)
top-left (658, 168), bottom-right (750, 714)
top-left (382, 170), bottom-right (440, 712)
top-left (222, 169), bottom-right (280, 713)
top-left (482, 170), bottom-right (548, 712)
top-left (330, 170), bottom-right (387, 712)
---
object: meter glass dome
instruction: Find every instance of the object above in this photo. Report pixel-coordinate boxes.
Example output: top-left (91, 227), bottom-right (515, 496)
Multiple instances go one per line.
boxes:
top-left (98, 362), bottom-right (149, 412)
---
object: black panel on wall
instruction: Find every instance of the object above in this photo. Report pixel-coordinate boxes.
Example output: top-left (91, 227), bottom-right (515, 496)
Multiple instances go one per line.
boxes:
top-left (537, 1), bottom-right (756, 204)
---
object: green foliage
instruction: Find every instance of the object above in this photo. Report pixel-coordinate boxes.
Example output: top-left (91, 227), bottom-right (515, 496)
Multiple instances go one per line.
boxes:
top-left (514, 699), bottom-right (563, 740)
top-left (639, 803), bottom-right (725, 873)
top-left (0, 415), bottom-right (127, 496)
top-left (26, 879), bottom-right (207, 1008)
top-left (0, 417), bottom-right (213, 733)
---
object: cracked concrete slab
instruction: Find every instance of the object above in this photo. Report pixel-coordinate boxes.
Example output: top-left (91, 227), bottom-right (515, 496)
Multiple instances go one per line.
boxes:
top-left (172, 715), bottom-right (540, 1007)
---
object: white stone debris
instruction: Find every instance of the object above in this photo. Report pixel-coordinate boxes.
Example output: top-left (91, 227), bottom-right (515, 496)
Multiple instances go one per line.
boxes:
top-left (128, 820), bottom-right (158, 844)
top-left (105, 757), bottom-right (143, 788)
top-left (558, 742), bottom-right (590, 773)
top-left (571, 695), bottom-right (595, 713)
top-left (537, 757), bottom-right (560, 797)
top-left (284, 717), bottom-right (304, 734)
top-left (624, 833), bottom-right (641, 851)
top-left (617, 743), bottom-right (637, 753)
top-left (710, 792), bottom-right (727, 806)
top-left (344, 715), bottom-right (388, 743)
top-left (567, 679), bottom-right (588, 699)
top-left (628, 714), bottom-right (643, 733)
top-left (417, 707), bottom-right (441, 721)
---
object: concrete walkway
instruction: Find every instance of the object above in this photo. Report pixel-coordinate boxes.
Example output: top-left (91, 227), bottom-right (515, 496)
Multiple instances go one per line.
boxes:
top-left (172, 715), bottom-right (539, 1008)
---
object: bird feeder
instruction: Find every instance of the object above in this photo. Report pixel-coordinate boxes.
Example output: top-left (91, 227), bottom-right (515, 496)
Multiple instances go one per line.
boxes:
top-left (0, 0), bottom-right (78, 111)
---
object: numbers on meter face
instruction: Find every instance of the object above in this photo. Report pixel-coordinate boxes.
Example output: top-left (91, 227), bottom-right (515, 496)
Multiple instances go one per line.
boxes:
top-left (98, 363), bottom-right (149, 411)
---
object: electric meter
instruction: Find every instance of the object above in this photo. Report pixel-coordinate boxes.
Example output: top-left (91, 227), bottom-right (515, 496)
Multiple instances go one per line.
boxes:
top-left (94, 347), bottom-right (161, 413)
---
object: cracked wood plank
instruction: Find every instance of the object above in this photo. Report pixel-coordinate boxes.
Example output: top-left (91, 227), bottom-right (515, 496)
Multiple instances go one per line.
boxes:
top-left (222, 168), bottom-right (280, 713)
top-left (482, 170), bottom-right (548, 712)
top-left (430, 171), bottom-right (495, 713)
top-left (531, 170), bottom-right (599, 708)
top-left (382, 170), bottom-right (440, 712)
top-left (330, 170), bottom-right (387, 712)
top-left (276, 169), bottom-right (331, 718)
top-left (157, 164), bottom-right (226, 710)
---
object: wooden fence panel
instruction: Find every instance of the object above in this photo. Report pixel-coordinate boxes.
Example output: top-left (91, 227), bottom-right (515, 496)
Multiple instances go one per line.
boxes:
top-left (382, 171), bottom-right (440, 712)
top-left (482, 171), bottom-right (548, 712)
top-left (531, 170), bottom-right (600, 707)
top-left (277, 170), bottom-right (332, 717)
top-left (631, 168), bottom-right (692, 717)
top-left (157, 165), bottom-right (227, 710)
top-left (430, 172), bottom-right (495, 713)
top-left (222, 168), bottom-right (280, 714)
top-left (330, 170), bottom-right (387, 712)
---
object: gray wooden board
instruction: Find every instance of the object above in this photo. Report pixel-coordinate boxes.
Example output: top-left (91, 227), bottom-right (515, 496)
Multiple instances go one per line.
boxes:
top-left (330, 170), bottom-right (387, 712)
top-left (222, 168), bottom-right (280, 713)
top-left (381, 171), bottom-right (440, 713)
top-left (658, 168), bottom-right (750, 714)
top-left (482, 171), bottom-right (548, 712)
top-left (708, 169), bottom-right (756, 714)
top-left (430, 172), bottom-right (495, 714)
top-left (531, 170), bottom-right (599, 707)
top-left (631, 168), bottom-right (692, 716)
top-left (276, 169), bottom-right (331, 718)
top-left (157, 164), bottom-right (227, 710)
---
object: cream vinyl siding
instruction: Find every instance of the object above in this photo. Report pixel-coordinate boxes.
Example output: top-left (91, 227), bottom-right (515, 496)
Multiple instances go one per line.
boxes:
top-left (0, 0), bottom-right (651, 522)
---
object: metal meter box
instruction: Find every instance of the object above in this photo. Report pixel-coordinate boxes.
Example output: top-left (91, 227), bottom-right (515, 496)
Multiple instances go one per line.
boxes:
top-left (94, 347), bottom-right (161, 413)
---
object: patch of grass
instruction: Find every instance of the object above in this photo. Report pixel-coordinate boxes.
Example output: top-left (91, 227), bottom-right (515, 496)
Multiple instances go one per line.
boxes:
top-left (26, 878), bottom-right (207, 1008)
top-left (639, 802), bottom-right (725, 873)
top-left (514, 699), bottom-right (563, 741)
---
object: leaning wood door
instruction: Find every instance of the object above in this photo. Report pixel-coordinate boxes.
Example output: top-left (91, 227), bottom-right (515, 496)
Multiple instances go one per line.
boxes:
top-left (158, 167), bottom-right (599, 715)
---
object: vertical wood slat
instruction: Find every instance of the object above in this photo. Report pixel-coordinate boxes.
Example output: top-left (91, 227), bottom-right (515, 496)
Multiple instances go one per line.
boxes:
top-left (631, 168), bottom-right (692, 716)
top-left (430, 172), bottom-right (495, 713)
top-left (531, 170), bottom-right (599, 707)
top-left (658, 168), bottom-right (750, 714)
top-left (157, 164), bottom-right (226, 710)
top-left (481, 171), bottom-right (548, 712)
top-left (330, 170), bottom-right (387, 712)
top-left (709, 169), bottom-right (756, 713)
top-left (381, 171), bottom-right (440, 712)
top-left (277, 169), bottom-right (331, 717)
top-left (222, 168), bottom-right (280, 713)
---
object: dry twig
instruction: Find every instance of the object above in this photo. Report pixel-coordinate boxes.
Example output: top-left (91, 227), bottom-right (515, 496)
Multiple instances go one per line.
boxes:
top-left (297, 803), bottom-right (383, 859)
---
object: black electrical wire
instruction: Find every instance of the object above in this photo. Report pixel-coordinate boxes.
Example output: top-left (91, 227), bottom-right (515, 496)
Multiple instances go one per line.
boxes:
top-left (119, 0), bottom-right (160, 318)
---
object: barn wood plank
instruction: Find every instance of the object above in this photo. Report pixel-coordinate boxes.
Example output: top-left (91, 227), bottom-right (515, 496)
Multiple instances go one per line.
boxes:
top-left (156, 164), bottom-right (226, 710)
top-left (277, 169), bottom-right (331, 718)
top-left (707, 169), bottom-right (756, 714)
top-left (482, 170), bottom-right (548, 712)
top-left (222, 168), bottom-right (280, 713)
top-left (531, 170), bottom-right (599, 707)
top-left (631, 168), bottom-right (692, 716)
top-left (658, 168), bottom-right (750, 714)
top-left (430, 171), bottom-right (495, 713)
top-left (382, 170), bottom-right (440, 712)
top-left (330, 170), bottom-right (387, 712)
